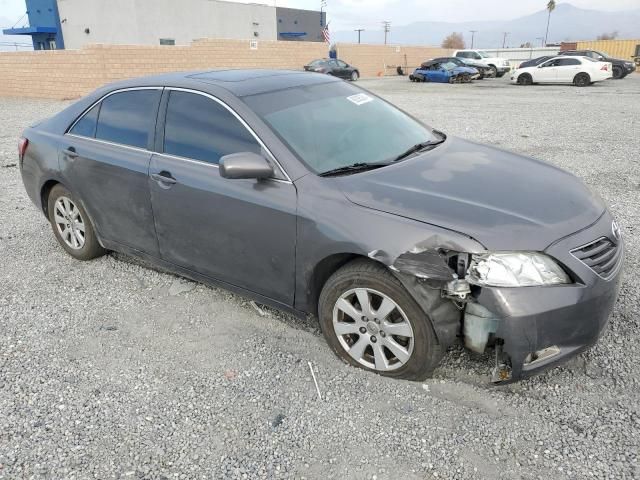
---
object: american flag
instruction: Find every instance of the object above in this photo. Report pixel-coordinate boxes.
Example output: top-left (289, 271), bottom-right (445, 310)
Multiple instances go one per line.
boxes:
top-left (322, 23), bottom-right (330, 44)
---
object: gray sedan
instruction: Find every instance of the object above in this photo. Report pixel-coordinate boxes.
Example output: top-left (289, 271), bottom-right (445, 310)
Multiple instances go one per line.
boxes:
top-left (18, 70), bottom-right (623, 383)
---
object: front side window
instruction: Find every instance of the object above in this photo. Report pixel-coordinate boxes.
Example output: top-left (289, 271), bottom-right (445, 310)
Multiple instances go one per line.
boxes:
top-left (70, 103), bottom-right (100, 138)
top-left (95, 90), bottom-right (160, 149)
top-left (337, 60), bottom-right (348, 68)
top-left (163, 91), bottom-right (261, 165)
top-left (243, 81), bottom-right (439, 175)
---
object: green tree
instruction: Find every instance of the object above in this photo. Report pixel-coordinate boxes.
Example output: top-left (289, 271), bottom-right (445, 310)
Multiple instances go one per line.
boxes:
top-left (544, 0), bottom-right (556, 46)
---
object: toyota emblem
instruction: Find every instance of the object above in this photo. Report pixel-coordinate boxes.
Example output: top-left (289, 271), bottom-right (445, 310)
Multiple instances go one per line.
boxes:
top-left (612, 221), bottom-right (621, 241)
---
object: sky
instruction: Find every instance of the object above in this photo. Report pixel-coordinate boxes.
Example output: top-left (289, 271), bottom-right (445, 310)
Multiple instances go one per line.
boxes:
top-left (1, 0), bottom-right (639, 30)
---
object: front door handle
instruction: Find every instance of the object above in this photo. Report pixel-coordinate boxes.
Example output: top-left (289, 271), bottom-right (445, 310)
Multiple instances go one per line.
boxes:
top-left (62, 147), bottom-right (78, 158)
top-left (151, 171), bottom-right (177, 186)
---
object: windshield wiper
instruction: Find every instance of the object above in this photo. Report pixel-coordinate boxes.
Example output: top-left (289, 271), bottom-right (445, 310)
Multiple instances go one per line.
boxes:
top-left (392, 136), bottom-right (446, 162)
top-left (318, 162), bottom-right (389, 177)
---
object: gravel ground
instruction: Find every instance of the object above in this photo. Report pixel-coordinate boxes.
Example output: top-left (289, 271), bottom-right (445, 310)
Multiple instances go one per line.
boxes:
top-left (1, 75), bottom-right (639, 479)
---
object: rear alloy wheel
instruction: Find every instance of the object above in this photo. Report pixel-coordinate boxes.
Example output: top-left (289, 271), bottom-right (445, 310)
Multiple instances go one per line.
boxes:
top-left (517, 73), bottom-right (533, 85)
top-left (574, 72), bottom-right (591, 87)
top-left (350, 71), bottom-right (359, 81)
top-left (612, 66), bottom-right (623, 79)
top-left (488, 65), bottom-right (498, 77)
top-left (47, 184), bottom-right (105, 261)
top-left (318, 260), bottom-right (443, 380)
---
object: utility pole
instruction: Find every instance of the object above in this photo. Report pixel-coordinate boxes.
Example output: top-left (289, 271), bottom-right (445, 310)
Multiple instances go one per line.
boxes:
top-left (502, 32), bottom-right (509, 49)
top-left (382, 21), bottom-right (391, 45)
top-left (469, 30), bottom-right (477, 49)
top-left (320, 0), bottom-right (326, 26)
top-left (354, 29), bottom-right (365, 44)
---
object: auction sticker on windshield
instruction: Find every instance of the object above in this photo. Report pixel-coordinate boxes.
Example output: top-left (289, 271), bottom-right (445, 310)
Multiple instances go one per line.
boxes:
top-left (347, 93), bottom-right (374, 106)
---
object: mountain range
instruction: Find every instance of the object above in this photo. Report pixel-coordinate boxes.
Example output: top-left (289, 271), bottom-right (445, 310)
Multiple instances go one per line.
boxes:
top-left (332, 3), bottom-right (640, 48)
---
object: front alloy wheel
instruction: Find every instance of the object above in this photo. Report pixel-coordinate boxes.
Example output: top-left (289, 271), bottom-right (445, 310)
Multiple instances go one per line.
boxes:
top-left (333, 288), bottom-right (414, 371)
top-left (350, 71), bottom-right (359, 81)
top-left (318, 260), bottom-right (443, 380)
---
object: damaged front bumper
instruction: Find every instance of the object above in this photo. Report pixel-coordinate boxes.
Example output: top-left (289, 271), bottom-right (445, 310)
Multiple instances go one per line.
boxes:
top-left (471, 215), bottom-right (624, 383)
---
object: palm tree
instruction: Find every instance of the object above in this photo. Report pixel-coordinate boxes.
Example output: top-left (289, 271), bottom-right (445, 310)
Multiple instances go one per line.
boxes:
top-left (544, 0), bottom-right (556, 46)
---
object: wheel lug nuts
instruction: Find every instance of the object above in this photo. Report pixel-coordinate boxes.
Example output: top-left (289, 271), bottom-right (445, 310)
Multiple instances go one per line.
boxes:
top-left (359, 327), bottom-right (366, 334)
top-left (380, 331), bottom-right (386, 338)
top-left (371, 336), bottom-right (377, 343)
top-left (375, 318), bottom-right (379, 324)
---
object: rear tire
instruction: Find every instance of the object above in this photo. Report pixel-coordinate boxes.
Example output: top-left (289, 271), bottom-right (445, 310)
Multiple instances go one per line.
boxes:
top-left (488, 65), bottom-right (498, 77)
top-left (517, 73), bottom-right (533, 85)
top-left (574, 72), bottom-right (591, 87)
top-left (47, 184), bottom-right (105, 261)
top-left (318, 260), bottom-right (443, 381)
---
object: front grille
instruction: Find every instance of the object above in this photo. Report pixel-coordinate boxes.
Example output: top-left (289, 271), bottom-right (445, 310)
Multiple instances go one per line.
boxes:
top-left (571, 237), bottom-right (622, 279)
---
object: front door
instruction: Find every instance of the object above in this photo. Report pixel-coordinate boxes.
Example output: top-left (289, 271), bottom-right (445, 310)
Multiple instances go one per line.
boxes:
top-left (535, 59), bottom-right (560, 82)
top-left (148, 90), bottom-right (297, 305)
top-left (556, 58), bottom-right (582, 82)
top-left (61, 88), bottom-right (162, 255)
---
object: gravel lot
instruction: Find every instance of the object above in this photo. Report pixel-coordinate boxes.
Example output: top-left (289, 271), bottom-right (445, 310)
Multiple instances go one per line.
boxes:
top-left (1, 74), bottom-right (639, 479)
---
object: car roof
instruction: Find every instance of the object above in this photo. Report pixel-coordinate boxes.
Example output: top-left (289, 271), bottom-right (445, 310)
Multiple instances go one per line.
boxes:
top-left (96, 69), bottom-right (339, 98)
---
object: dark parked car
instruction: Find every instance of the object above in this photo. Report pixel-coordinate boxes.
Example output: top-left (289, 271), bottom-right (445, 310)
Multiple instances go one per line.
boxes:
top-left (19, 70), bottom-right (623, 383)
top-left (517, 56), bottom-right (554, 69)
top-left (304, 58), bottom-right (359, 81)
top-left (423, 57), bottom-right (493, 79)
top-left (559, 50), bottom-right (636, 78)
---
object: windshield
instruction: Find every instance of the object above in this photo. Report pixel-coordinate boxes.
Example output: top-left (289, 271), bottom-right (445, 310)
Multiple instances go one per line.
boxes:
top-left (477, 51), bottom-right (491, 58)
top-left (243, 82), bottom-right (439, 174)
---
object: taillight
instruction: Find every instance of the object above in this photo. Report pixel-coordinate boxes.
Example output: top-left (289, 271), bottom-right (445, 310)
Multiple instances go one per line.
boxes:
top-left (601, 65), bottom-right (608, 71)
top-left (18, 137), bottom-right (29, 163)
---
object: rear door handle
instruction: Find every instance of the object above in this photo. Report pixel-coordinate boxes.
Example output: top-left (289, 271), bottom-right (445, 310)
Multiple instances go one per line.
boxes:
top-left (62, 147), bottom-right (78, 158)
top-left (151, 171), bottom-right (177, 185)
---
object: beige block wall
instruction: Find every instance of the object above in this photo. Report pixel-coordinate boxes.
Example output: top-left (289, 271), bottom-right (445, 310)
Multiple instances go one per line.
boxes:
top-left (0, 39), bottom-right (451, 99)
top-left (336, 43), bottom-right (453, 77)
top-left (575, 39), bottom-right (639, 62)
top-left (0, 39), bottom-right (327, 100)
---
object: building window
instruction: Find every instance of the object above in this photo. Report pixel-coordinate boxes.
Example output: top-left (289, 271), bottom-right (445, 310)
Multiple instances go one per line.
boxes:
top-left (159, 38), bottom-right (175, 46)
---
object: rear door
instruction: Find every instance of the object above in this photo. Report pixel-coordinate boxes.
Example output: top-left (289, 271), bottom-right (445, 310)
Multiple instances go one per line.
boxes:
top-left (148, 89), bottom-right (297, 305)
top-left (61, 88), bottom-right (162, 255)
top-left (556, 57), bottom-right (581, 82)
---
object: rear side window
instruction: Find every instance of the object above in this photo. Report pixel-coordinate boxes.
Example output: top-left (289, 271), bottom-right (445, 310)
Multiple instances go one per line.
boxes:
top-left (70, 103), bottom-right (100, 138)
top-left (558, 58), bottom-right (580, 66)
top-left (163, 91), bottom-right (261, 164)
top-left (95, 90), bottom-right (160, 149)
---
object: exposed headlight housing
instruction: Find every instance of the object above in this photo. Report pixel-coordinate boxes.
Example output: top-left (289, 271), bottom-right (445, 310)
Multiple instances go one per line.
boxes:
top-left (468, 252), bottom-right (570, 287)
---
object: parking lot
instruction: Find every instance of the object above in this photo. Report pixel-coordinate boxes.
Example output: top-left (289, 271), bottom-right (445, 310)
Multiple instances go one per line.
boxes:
top-left (1, 74), bottom-right (639, 479)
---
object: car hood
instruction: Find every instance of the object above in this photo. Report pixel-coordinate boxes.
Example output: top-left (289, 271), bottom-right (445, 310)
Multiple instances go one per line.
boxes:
top-left (336, 137), bottom-right (605, 251)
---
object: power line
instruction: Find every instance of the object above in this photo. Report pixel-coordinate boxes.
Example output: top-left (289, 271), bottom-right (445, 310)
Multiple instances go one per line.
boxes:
top-left (382, 21), bottom-right (391, 45)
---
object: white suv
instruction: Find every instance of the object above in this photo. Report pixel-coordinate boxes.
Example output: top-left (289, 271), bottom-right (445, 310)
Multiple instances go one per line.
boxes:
top-left (453, 50), bottom-right (511, 77)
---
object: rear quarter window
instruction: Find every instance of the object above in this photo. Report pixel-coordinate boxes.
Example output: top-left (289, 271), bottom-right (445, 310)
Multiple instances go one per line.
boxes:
top-left (69, 103), bottom-right (100, 138)
top-left (95, 89), bottom-right (161, 149)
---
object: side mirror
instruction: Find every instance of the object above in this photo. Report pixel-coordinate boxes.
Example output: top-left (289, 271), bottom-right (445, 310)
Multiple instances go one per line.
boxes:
top-left (219, 152), bottom-right (274, 180)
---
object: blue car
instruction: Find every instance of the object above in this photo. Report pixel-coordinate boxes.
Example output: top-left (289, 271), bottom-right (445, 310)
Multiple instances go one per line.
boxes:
top-left (410, 61), bottom-right (479, 83)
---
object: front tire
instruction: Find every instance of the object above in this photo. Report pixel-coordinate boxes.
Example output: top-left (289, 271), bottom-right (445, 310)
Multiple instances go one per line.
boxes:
top-left (612, 66), bottom-right (623, 79)
top-left (488, 65), bottom-right (498, 77)
top-left (47, 184), bottom-right (105, 261)
top-left (350, 71), bottom-right (359, 81)
top-left (318, 260), bottom-right (443, 381)
top-left (574, 72), bottom-right (591, 87)
top-left (517, 73), bottom-right (533, 85)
